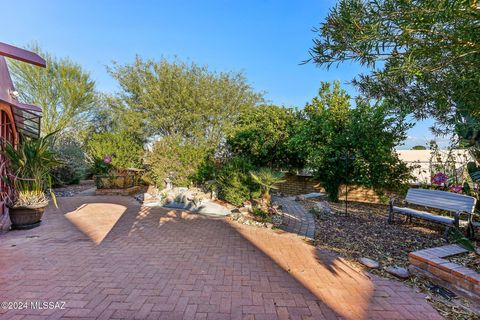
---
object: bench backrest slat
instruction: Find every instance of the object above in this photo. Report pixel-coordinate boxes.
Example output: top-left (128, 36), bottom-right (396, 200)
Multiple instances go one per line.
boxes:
top-left (405, 189), bottom-right (476, 213)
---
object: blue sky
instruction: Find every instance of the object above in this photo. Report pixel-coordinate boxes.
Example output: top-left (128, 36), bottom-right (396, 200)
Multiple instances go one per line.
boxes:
top-left (0, 0), bottom-right (447, 148)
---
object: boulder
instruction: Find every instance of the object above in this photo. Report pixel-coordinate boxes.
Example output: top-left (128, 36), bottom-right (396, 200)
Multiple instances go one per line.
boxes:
top-left (358, 257), bottom-right (380, 269)
top-left (385, 266), bottom-right (409, 279)
top-left (239, 206), bottom-right (251, 213)
top-left (295, 195), bottom-right (306, 201)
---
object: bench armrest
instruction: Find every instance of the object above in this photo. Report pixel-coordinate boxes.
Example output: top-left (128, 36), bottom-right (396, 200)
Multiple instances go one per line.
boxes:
top-left (455, 211), bottom-right (473, 221)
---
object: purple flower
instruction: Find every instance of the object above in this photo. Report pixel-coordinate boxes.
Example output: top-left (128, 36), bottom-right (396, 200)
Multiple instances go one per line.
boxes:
top-left (103, 155), bottom-right (112, 164)
top-left (431, 172), bottom-right (448, 186)
top-left (449, 184), bottom-right (463, 193)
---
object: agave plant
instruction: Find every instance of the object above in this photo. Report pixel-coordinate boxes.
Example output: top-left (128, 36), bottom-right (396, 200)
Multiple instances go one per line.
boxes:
top-left (250, 168), bottom-right (286, 211)
top-left (2, 133), bottom-right (61, 208)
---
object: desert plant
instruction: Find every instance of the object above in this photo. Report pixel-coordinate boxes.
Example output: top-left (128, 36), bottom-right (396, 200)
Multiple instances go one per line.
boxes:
top-left (250, 168), bottom-right (285, 211)
top-left (146, 135), bottom-right (212, 188)
top-left (214, 157), bottom-right (259, 206)
top-left (2, 133), bottom-right (61, 207)
top-left (451, 228), bottom-right (476, 253)
top-left (51, 134), bottom-right (89, 185)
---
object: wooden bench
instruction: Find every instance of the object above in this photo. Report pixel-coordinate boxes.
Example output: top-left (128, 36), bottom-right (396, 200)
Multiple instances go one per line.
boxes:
top-left (388, 188), bottom-right (477, 238)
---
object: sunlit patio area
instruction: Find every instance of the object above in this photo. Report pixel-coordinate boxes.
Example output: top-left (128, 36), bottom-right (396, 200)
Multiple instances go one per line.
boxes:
top-left (0, 197), bottom-right (441, 319)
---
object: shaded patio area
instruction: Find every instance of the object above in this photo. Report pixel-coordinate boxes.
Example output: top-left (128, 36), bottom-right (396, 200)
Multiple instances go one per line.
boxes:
top-left (0, 196), bottom-right (441, 319)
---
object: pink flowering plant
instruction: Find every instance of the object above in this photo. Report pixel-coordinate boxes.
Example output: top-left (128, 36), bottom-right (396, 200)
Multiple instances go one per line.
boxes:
top-left (449, 184), bottom-right (463, 193)
top-left (431, 172), bottom-right (448, 186)
top-left (103, 155), bottom-right (112, 164)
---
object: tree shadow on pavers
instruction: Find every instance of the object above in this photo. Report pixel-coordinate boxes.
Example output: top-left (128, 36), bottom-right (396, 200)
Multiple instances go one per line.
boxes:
top-left (0, 197), bottom-right (440, 320)
top-left (225, 219), bottom-right (442, 320)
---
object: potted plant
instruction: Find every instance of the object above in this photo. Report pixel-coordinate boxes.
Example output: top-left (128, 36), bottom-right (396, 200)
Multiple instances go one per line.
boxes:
top-left (1, 133), bottom-right (60, 229)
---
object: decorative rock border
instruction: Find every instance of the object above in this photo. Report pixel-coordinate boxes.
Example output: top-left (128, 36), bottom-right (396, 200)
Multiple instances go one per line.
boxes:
top-left (409, 245), bottom-right (480, 302)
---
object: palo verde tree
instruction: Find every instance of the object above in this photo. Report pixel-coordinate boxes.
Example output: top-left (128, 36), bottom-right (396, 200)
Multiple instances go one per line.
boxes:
top-left (291, 81), bottom-right (411, 201)
top-left (107, 56), bottom-right (263, 147)
top-left (307, 0), bottom-right (480, 136)
top-left (9, 44), bottom-right (97, 136)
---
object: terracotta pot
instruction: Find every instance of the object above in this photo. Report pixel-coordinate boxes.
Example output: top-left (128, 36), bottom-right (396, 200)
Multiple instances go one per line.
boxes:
top-left (8, 204), bottom-right (47, 230)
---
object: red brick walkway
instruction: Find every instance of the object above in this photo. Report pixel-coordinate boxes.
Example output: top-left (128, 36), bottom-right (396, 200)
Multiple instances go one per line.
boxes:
top-left (273, 196), bottom-right (316, 240)
top-left (0, 196), bottom-right (441, 319)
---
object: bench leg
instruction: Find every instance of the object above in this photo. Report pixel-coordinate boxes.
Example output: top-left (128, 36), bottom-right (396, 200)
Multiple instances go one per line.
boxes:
top-left (467, 222), bottom-right (475, 239)
top-left (388, 200), bottom-right (394, 224)
top-left (443, 227), bottom-right (451, 241)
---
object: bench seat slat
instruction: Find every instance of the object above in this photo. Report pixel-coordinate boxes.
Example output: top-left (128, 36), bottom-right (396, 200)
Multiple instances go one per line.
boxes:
top-left (392, 206), bottom-right (455, 225)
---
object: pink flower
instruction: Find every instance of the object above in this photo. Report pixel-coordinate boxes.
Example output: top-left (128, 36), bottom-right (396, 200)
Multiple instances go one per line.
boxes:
top-left (449, 184), bottom-right (463, 193)
top-left (431, 172), bottom-right (448, 186)
top-left (103, 155), bottom-right (112, 164)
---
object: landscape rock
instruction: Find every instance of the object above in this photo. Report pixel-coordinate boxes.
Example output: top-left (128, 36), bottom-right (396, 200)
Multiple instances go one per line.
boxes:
top-left (315, 201), bottom-right (332, 215)
top-left (358, 257), bottom-right (380, 269)
top-left (239, 206), bottom-right (250, 213)
top-left (385, 266), bottom-right (410, 279)
top-left (303, 192), bottom-right (324, 199)
top-left (295, 195), bottom-right (305, 201)
top-left (272, 214), bottom-right (283, 227)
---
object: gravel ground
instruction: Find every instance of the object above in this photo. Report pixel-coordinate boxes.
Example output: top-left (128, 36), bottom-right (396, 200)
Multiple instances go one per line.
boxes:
top-left (54, 180), bottom-right (96, 197)
top-left (301, 198), bottom-right (480, 320)
top-left (447, 252), bottom-right (480, 273)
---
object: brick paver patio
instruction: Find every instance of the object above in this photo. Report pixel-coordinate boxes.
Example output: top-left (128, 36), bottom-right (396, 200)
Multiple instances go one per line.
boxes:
top-left (273, 196), bottom-right (316, 240)
top-left (0, 196), bottom-right (441, 319)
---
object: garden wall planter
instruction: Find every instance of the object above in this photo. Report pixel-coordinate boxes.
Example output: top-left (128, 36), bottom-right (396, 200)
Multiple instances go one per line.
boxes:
top-left (409, 245), bottom-right (480, 302)
top-left (95, 175), bottom-right (135, 189)
top-left (94, 174), bottom-right (142, 196)
top-left (8, 204), bottom-right (47, 229)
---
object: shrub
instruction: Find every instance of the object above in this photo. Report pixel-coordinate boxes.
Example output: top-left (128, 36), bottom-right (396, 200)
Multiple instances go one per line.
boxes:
top-left (214, 157), bottom-right (259, 206)
top-left (227, 105), bottom-right (304, 169)
top-left (51, 134), bottom-right (89, 186)
top-left (146, 135), bottom-right (212, 188)
top-left (86, 131), bottom-right (143, 174)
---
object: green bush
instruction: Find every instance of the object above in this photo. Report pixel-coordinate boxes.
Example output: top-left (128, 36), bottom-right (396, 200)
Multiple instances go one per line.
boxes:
top-left (146, 135), bottom-right (212, 188)
top-left (227, 105), bottom-right (304, 169)
top-left (86, 131), bottom-right (143, 174)
top-left (51, 134), bottom-right (89, 186)
top-left (214, 157), bottom-right (259, 206)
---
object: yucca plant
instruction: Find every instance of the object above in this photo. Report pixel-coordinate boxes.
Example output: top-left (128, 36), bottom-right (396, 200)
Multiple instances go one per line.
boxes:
top-left (2, 132), bottom-right (60, 208)
top-left (250, 168), bottom-right (286, 212)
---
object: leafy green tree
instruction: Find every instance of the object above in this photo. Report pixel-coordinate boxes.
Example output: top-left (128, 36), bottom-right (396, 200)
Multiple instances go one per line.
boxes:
top-left (107, 57), bottom-right (263, 146)
top-left (308, 0), bottom-right (480, 134)
top-left (227, 105), bottom-right (304, 169)
top-left (86, 131), bottom-right (143, 172)
top-left (9, 44), bottom-right (97, 135)
top-left (291, 81), bottom-right (411, 201)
